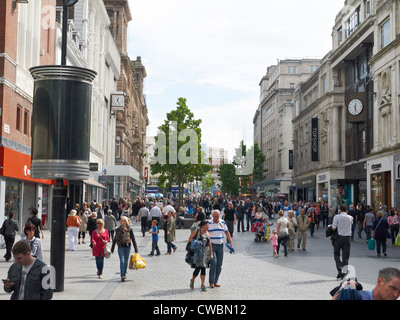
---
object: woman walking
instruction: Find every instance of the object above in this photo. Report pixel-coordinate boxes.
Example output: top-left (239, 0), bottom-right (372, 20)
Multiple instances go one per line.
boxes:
top-left (388, 209), bottom-right (399, 245)
top-left (66, 209), bottom-right (82, 251)
top-left (188, 220), bottom-right (213, 292)
top-left (111, 216), bottom-right (138, 282)
top-left (372, 211), bottom-right (390, 257)
top-left (165, 210), bottom-right (177, 254)
top-left (23, 222), bottom-right (43, 261)
top-left (91, 219), bottom-right (110, 279)
top-left (78, 208), bottom-right (88, 244)
top-left (276, 211), bottom-right (289, 257)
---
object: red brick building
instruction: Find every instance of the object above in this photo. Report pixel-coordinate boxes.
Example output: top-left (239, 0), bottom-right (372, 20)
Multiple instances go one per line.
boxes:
top-left (0, 0), bottom-right (56, 229)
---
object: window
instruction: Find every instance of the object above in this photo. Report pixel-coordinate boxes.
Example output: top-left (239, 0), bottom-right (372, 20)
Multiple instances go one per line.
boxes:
top-left (288, 66), bottom-right (297, 74)
top-left (337, 27), bottom-right (343, 46)
top-left (310, 65), bottom-right (319, 73)
top-left (381, 19), bottom-right (391, 49)
top-left (23, 110), bottom-right (29, 135)
top-left (364, 0), bottom-right (371, 18)
top-left (346, 6), bottom-right (361, 37)
top-left (16, 106), bottom-right (22, 132)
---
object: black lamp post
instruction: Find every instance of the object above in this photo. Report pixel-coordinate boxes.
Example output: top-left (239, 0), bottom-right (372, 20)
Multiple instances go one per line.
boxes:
top-left (29, 0), bottom-right (96, 292)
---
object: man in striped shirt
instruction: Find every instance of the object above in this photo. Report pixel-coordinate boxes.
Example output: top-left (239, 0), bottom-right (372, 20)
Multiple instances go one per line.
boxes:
top-left (208, 210), bottom-right (233, 288)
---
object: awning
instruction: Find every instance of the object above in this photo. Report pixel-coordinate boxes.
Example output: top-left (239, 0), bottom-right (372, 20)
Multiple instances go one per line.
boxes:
top-left (83, 178), bottom-right (106, 189)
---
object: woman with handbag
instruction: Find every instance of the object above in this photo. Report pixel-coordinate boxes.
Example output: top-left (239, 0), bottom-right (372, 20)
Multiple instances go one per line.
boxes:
top-left (372, 211), bottom-right (390, 257)
top-left (91, 219), bottom-right (110, 279)
top-left (276, 210), bottom-right (290, 257)
top-left (111, 216), bottom-right (138, 282)
top-left (188, 220), bottom-right (213, 292)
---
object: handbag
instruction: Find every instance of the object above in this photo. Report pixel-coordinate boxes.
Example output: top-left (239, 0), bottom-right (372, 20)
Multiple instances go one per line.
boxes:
top-left (96, 230), bottom-right (111, 259)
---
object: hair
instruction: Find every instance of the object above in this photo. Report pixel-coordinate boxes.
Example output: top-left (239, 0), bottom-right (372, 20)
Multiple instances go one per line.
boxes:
top-left (198, 207), bottom-right (203, 212)
top-left (107, 209), bottom-right (112, 215)
top-left (278, 210), bottom-right (284, 217)
top-left (12, 240), bottom-right (31, 255)
top-left (152, 219), bottom-right (158, 225)
top-left (377, 211), bottom-right (384, 218)
top-left (199, 220), bottom-right (209, 228)
top-left (120, 216), bottom-right (131, 225)
top-left (96, 218), bottom-right (104, 226)
top-left (24, 221), bottom-right (36, 236)
top-left (339, 205), bottom-right (347, 213)
top-left (68, 209), bottom-right (77, 217)
top-left (379, 267), bottom-right (400, 283)
top-left (31, 208), bottom-right (38, 215)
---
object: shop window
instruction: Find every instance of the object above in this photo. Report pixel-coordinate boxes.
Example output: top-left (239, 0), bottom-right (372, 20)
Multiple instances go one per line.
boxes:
top-left (5, 179), bottom-right (21, 223)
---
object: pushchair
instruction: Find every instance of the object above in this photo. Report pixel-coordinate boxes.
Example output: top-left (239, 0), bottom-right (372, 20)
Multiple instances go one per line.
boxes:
top-left (254, 219), bottom-right (272, 242)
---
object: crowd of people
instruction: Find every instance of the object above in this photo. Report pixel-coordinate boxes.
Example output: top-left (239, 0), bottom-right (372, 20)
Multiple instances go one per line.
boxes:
top-left (1, 193), bottom-right (400, 300)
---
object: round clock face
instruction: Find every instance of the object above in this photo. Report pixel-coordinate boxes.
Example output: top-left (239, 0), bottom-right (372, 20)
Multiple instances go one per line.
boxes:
top-left (348, 99), bottom-right (363, 116)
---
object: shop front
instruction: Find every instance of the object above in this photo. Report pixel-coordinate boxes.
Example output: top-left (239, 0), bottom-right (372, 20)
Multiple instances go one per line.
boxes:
top-left (367, 156), bottom-right (393, 211)
top-left (0, 147), bottom-right (54, 231)
top-left (293, 175), bottom-right (316, 203)
top-left (99, 165), bottom-right (142, 202)
top-left (394, 153), bottom-right (400, 210)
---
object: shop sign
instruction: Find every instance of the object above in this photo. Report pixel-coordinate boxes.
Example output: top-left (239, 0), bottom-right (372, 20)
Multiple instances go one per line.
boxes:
top-left (371, 163), bottom-right (382, 171)
top-left (311, 118), bottom-right (318, 162)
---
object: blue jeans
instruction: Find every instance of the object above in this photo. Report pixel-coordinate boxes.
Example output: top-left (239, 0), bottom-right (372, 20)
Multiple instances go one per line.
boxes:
top-left (95, 255), bottom-right (104, 275)
top-left (209, 243), bottom-right (223, 285)
top-left (118, 246), bottom-right (131, 277)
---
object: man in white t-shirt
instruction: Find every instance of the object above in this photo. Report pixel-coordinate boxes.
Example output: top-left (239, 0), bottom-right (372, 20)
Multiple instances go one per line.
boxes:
top-left (208, 210), bottom-right (233, 288)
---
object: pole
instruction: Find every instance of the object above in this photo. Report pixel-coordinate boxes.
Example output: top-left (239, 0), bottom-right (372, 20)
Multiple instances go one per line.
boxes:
top-left (61, 5), bottom-right (68, 66)
top-left (50, 179), bottom-right (68, 292)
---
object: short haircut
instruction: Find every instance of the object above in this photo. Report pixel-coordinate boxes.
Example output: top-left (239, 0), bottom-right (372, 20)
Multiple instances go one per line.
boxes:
top-left (12, 240), bottom-right (31, 255)
top-left (339, 205), bottom-right (347, 213)
top-left (379, 267), bottom-right (400, 282)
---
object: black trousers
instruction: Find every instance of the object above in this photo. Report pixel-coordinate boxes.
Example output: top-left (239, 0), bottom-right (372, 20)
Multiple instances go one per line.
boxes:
top-left (333, 235), bottom-right (351, 272)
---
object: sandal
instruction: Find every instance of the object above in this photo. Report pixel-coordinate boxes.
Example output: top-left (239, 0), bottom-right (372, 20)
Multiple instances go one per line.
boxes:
top-left (201, 285), bottom-right (207, 292)
top-left (190, 279), bottom-right (194, 290)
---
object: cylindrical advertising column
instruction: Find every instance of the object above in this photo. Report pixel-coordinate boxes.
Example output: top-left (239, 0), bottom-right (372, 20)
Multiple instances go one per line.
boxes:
top-left (30, 65), bottom-right (96, 292)
top-left (29, 65), bottom-right (97, 180)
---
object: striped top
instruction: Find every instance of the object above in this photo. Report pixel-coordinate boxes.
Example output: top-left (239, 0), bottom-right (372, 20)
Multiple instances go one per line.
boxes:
top-left (208, 219), bottom-right (228, 244)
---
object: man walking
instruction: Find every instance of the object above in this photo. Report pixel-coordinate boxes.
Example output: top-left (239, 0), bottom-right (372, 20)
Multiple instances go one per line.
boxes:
top-left (332, 205), bottom-right (353, 280)
top-left (222, 201), bottom-right (236, 237)
top-left (208, 210), bottom-right (233, 288)
top-left (296, 209), bottom-right (310, 250)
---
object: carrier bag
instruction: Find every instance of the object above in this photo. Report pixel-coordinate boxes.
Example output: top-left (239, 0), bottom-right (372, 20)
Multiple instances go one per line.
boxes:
top-left (395, 234), bottom-right (400, 247)
top-left (130, 253), bottom-right (146, 269)
top-left (368, 238), bottom-right (375, 251)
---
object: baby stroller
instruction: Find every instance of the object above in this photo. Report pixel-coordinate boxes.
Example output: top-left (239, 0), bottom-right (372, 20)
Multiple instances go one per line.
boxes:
top-left (254, 222), bottom-right (266, 242)
top-left (254, 219), bottom-right (273, 242)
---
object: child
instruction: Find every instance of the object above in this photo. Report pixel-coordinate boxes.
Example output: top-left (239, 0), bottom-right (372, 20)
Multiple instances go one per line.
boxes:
top-left (149, 219), bottom-right (160, 256)
top-left (269, 229), bottom-right (278, 258)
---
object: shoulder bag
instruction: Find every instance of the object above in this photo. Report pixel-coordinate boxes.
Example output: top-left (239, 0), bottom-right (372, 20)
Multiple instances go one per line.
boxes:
top-left (96, 230), bottom-right (111, 259)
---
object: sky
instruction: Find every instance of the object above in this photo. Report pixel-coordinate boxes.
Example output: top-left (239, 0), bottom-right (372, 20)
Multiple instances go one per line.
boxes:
top-left (126, 0), bottom-right (345, 160)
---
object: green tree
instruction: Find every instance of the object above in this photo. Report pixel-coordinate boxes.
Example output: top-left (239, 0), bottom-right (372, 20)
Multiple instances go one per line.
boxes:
top-left (150, 98), bottom-right (211, 206)
top-left (201, 171), bottom-right (215, 193)
top-left (217, 163), bottom-right (239, 196)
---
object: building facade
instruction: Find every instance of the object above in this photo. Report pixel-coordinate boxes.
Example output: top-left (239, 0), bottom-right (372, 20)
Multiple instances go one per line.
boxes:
top-left (100, 0), bottom-right (149, 201)
top-left (253, 59), bottom-right (321, 198)
top-left (55, 0), bottom-right (121, 210)
top-left (0, 0), bottom-right (56, 230)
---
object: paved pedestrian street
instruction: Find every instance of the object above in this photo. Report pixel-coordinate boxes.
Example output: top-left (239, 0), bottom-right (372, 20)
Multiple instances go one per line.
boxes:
top-left (0, 218), bottom-right (399, 303)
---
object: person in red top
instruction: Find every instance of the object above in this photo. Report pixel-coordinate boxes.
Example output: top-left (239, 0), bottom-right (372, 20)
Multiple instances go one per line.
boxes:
top-left (91, 219), bottom-right (109, 279)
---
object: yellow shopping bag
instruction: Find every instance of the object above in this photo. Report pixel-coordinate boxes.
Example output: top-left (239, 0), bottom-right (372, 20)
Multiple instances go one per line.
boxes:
top-left (129, 253), bottom-right (146, 270)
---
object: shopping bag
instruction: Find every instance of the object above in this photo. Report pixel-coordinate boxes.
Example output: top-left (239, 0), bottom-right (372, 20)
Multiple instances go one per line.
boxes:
top-left (395, 234), bottom-right (400, 247)
top-left (368, 238), bottom-right (375, 251)
top-left (131, 253), bottom-right (146, 270)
